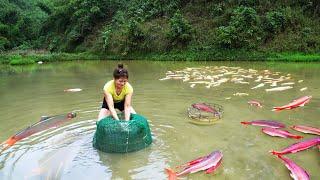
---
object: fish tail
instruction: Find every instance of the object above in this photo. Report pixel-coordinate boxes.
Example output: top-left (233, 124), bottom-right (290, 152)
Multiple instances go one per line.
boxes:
top-left (270, 150), bottom-right (279, 155)
top-left (5, 137), bottom-right (17, 146)
top-left (272, 107), bottom-right (283, 112)
top-left (165, 168), bottom-right (177, 180)
top-left (240, 121), bottom-right (250, 125)
top-left (292, 135), bottom-right (303, 139)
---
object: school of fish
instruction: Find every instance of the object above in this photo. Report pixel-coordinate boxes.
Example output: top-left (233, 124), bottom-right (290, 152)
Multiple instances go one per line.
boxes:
top-left (159, 66), bottom-right (307, 98)
top-left (158, 65), bottom-right (316, 180)
top-left (241, 118), bottom-right (319, 180)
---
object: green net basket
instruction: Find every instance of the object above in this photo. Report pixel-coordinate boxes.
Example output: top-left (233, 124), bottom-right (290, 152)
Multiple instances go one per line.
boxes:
top-left (93, 113), bottom-right (152, 153)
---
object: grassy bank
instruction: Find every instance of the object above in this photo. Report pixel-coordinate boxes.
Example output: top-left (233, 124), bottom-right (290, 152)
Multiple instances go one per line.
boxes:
top-left (0, 51), bottom-right (319, 65)
top-left (0, 52), bottom-right (104, 65)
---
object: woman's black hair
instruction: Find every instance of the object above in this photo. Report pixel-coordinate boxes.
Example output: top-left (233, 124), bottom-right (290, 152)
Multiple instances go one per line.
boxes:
top-left (113, 63), bottom-right (128, 79)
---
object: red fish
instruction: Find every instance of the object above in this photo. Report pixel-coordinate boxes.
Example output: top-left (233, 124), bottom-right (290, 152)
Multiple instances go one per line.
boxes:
top-left (241, 120), bottom-right (285, 129)
top-left (248, 100), bottom-right (262, 108)
top-left (0, 112), bottom-right (76, 153)
top-left (261, 128), bottom-right (303, 139)
top-left (192, 103), bottom-right (221, 117)
top-left (273, 96), bottom-right (312, 111)
top-left (270, 137), bottom-right (320, 155)
top-left (175, 155), bottom-right (208, 169)
top-left (192, 103), bottom-right (216, 113)
top-left (277, 155), bottom-right (310, 180)
top-left (291, 125), bottom-right (320, 136)
top-left (165, 150), bottom-right (223, 180)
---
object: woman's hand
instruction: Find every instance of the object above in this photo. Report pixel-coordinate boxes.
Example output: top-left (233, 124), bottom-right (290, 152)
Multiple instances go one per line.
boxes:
top-left (124, 93), bottom-right (133, 121)
top-left (105, 93), bottom-right (119, 120)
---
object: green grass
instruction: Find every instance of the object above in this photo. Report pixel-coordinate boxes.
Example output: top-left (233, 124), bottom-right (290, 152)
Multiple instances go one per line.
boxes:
top-left (9, 55), bottom-right (36, 65)
top-left (267, 53), bottom-right (320, 62)
top-left (0, 50), bottom-right (319, 65)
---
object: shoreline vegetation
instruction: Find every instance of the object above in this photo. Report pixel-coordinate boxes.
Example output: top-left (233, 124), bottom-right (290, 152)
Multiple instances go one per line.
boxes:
top-left (0, 51), bottom-right (319, 65)
top-left (1, 1), bottom-right (320, 65)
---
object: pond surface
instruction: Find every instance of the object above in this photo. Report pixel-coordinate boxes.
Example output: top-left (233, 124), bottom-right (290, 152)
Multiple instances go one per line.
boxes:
top-left (0, 60), bottom-right (319, 180)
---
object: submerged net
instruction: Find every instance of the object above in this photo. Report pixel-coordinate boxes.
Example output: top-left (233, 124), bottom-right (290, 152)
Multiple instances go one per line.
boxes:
top-left (187, 103), bottom-right (223, 125)
top-left (93, 113), bottom-right (152, 153)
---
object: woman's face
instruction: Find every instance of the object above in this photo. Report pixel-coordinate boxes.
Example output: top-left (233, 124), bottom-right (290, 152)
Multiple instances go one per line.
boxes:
top-left (114, 77), bottom-right (128, 89)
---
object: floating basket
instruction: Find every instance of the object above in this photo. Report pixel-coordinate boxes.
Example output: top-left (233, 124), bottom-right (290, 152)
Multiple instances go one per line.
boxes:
top-left (93, 113), bottom-right (152, 153)
top-left (187, 103), bottom-right (223, 125)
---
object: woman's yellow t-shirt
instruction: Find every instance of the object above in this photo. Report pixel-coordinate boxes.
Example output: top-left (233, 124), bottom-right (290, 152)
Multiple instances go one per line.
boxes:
top-left (103, 80), bottom-right (133, 103)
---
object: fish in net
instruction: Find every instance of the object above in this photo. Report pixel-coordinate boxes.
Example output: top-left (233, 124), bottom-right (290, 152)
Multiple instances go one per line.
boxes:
top-left (187, 103), bottom-right (223, 125)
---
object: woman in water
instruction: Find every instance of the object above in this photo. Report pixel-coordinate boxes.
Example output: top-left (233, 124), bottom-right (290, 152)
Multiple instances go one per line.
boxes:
top-left (98, 64), bottom-right (136, 120)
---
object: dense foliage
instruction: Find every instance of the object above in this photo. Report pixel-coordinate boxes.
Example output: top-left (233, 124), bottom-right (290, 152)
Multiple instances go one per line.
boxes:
top-left (1, 0), bottom-right (320, 54)
top-left (0, 0), bottom-right (50, 51)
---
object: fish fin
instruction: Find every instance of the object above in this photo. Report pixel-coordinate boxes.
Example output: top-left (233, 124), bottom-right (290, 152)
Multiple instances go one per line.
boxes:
top-left (165, 168), bottom-right (177, 180)
top-left (300, 100), bottom-right (310, 107)
top-left (175, 156), bottom-right (205, 169)
top-left (205, 165), bottom-right (217, 174)
top-left (205, 159), bottom-right (222, 174)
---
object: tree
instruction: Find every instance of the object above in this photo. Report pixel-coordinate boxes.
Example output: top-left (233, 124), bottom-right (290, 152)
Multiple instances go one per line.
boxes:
top-left (167, 10), bottom-right (193, 48)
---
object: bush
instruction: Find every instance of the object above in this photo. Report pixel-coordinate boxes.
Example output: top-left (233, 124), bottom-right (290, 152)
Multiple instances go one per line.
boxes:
top-left (264, 10), bottom-right (287, 34)
top-left (167, 10), bottom-right (193, 48)
top-left (126, 19), bottom-right (145, 52)
top-left (216, 6), bottom-right (261, 49)
top-left (0, 36), bottom-right (9, 51)
top-left (102, 25), bottom-right (112, 51)
top-left (0, 24), bottom-right (9, 36)
top-left (210, 3), bottom-right (225, 17)
top-left (9, 55), bottom-right (35, 65)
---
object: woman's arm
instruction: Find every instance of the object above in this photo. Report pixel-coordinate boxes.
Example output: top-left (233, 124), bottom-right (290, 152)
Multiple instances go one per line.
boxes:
top-left (105, 92), bottom-right (119, 120)
top-left (124, 92), bottom-right (133, 121)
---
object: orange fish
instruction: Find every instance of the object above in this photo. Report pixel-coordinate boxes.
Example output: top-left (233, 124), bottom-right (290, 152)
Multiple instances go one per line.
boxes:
top-left (0, 112), bottom-right (76, 153)
top-left (165, 151), bottom-right (223, 180)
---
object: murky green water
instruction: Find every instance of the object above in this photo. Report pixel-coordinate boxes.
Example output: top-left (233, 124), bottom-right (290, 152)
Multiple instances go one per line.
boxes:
top-left (0, 61), bottom-right (319, 180)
